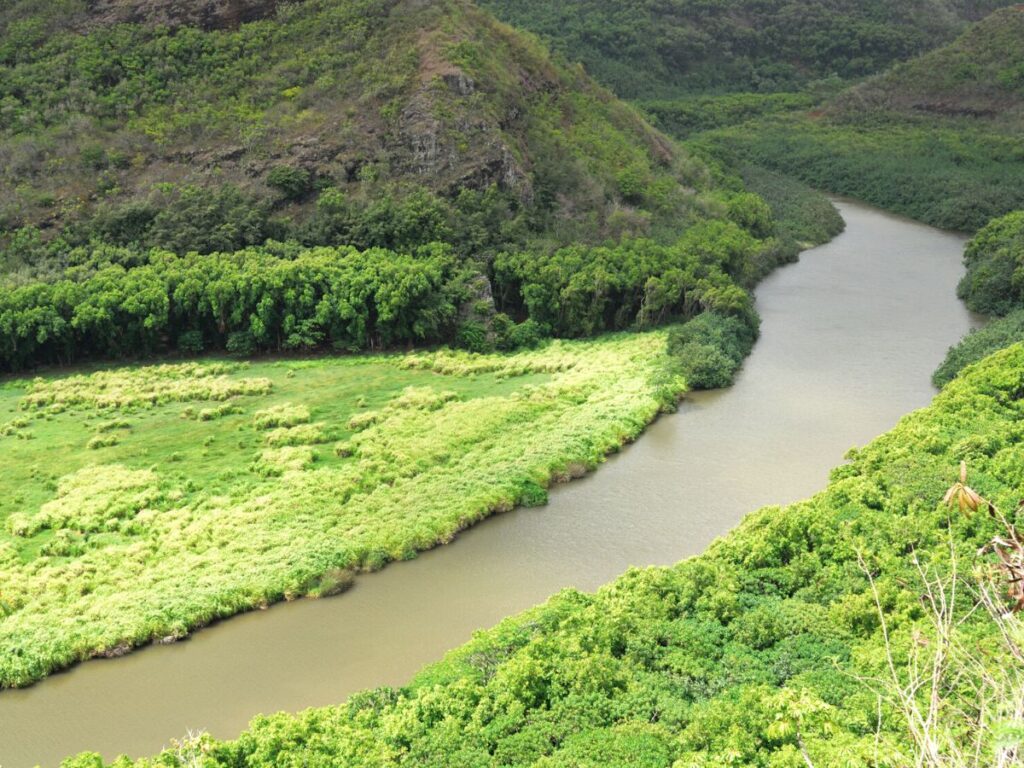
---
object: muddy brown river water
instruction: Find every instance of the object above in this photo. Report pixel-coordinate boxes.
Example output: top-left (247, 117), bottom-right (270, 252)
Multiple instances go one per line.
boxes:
top-left (0, 200), bottom-right (983, 767)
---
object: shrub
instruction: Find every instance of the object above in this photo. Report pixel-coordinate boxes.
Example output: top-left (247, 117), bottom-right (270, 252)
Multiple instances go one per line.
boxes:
top-left (253, 404), bottom-right (311, 430)
top-left (264, 423), bottom-right (329, 447)
top-left (456, 320), bottom-right (492, 353)
top-left (266, 166), bottom-right (313, 201)
top-left (673, 341), bottom-right (736, 389)
top-left (957, 211), bottom-right (1024, 316)
top-left (87, 434), bottom-right (119, 450)
top-left (667, 312), bottom-right (758, 390)
top-left (934, 308), bottom-right (1024, 387)
top-left (226, 331), bottom-right (257, 357)
top-left (177, 331), bottom-right (204, 355)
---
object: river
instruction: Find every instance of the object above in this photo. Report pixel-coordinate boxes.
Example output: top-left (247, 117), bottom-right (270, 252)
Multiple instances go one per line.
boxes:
top-left (0, 200), bottom-right (981, 767)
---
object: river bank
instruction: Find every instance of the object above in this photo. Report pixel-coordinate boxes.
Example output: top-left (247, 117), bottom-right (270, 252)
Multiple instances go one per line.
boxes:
top-left (0, 199), bottom-right (981, 767)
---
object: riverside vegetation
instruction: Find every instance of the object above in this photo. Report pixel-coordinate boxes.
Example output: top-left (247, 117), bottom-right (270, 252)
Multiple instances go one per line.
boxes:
top-left (0, 329), bottom-right (709, 689)
top-left (0, 0), bottom-right (804, 375)
top-left (3, 0), bottom-right (1023, 765)
top-left (934, 211), bottom-right (1024, 386)
top-left (0, 0), bottom-right (829, 694)
top-left (59, 340), bottom-right (1024, 767)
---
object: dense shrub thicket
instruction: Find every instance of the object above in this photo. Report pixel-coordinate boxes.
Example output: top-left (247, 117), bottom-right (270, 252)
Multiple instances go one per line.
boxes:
top-left (705, 118), bottom-right (1024, 232)
top-left (697, 8), bottom-right (1024, 233)
top-left (493, 220), bottom-right (762, 339)
top-left (667, 312), bottom-right (758, 389)
top-left (933, 308), bottom-right (1024, 386)
top-left (958, 210), bottom-right (1024, 315)
top-left (935, 212), bottom-right (1024, 386)
top-left (0, 196), bottom-right (783, 372)
top-left (640, 92), bottom-right (818, 138)
top-left (63, 343), bottom-right (1024, 768)
top-left (0, 244), bottom-right (475, 371)
top-left (737, 165), bottom-right (845, 256)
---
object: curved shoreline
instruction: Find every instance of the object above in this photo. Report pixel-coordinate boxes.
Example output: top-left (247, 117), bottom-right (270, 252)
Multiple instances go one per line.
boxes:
top-left (0, 199), bottom-right (980, 767)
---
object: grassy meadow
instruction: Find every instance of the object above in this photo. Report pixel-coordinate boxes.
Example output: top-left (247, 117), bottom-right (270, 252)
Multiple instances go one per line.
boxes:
top-left (0, 331), bottom-right (683, 688)
top-left (63, 340), bottom-right (1024, 768)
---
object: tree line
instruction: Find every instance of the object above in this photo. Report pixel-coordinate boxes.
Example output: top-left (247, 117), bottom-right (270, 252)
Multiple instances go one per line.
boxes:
top-left (0, 224), bottom-right (765, 372)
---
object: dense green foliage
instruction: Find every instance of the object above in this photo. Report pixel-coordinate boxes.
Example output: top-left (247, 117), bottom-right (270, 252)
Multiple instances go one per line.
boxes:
top-left (699, 7), bottom-right (1024, 233)
top-left (831, 3), bottom-right (1024, 118)
top-left (640, 92), bottom-right (818, 138)
top-left (958, 211), bottom-right (1024, 315)
top-left (0, 331), bottom-right (687, 688)
top-left (0, 208), bottom-right (780, 371)
top-left (936, 211), bottom-right (1024, 387)
top-left (737, 165), bottom-right (845, 252)
top-left (493, 219), bottom-right (764, 339)
top-left (703, 117), bottom-right (1024, 233)
top-left (667, 312), bottom-right (757, 389)
top-left (0, 243), bottom-right (477, 371)
top-left (64, 343), bottom-right (1024, 767)
top-left (478, 0), bottom-right (1008, 98)
top-left (0, 0), bottom-right (717, 273)
top-left (934, 308), bottom-right (1024, 387)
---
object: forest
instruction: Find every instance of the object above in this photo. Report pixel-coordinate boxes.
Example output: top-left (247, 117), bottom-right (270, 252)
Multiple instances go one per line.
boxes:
top-left (693, 6), bottom-right (1024, 232)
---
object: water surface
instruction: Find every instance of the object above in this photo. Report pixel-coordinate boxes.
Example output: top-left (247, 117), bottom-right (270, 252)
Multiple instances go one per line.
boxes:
top-left (0, 200), bottom-right (981, 767)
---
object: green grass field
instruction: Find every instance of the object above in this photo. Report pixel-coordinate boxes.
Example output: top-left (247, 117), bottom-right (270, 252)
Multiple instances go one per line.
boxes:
top-left (63, 338), bottom-right (1024, 768)
top-left (0, 331), bottom-right (682, 689)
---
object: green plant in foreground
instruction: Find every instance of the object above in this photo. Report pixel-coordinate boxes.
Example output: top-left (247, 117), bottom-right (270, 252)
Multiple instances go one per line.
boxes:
top-left (857, 465), bottom-right (1024, 767)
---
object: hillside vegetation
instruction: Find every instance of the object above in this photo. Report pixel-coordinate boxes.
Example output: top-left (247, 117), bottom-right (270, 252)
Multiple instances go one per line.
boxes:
top-left (701, 6), bottom-right (1024, 232)
top-left (0, 0), bottom-right (722, 278)
top-left (0, 330), bottom-right (701, 689)
top-left (0, 0), bottom-right (816, 374)
top-left (478, 0), bottom-right (1011, 99)
top-left (61, 343), bottom-right (1024, 767)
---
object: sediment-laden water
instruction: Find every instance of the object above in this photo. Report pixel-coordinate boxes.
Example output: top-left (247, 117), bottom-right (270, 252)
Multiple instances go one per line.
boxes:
top-left (0, 200), bottom-right (981, 767)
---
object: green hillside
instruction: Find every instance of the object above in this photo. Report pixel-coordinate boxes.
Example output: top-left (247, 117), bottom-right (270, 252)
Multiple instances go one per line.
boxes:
top-left (700, 6), bottom-right (1024, 232)
top-left (63, 342), bottom-right (1024, 768)
top-left (477, 0), bottom-right (1012, 99)
top-left (0, 0), bottom-right (721, 279)
top-left (0, 0), bottom-right (813, 374)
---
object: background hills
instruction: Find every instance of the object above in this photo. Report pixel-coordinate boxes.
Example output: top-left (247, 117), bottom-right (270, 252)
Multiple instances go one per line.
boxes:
top-left (697, 4), bottom-right (1024, 232)
top-left (478, 0), bottom-right (1014, 98)
top-left (0, 0), bottom-right (719, 279)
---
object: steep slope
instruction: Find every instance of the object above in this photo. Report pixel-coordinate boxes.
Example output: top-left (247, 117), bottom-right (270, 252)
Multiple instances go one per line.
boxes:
top-left (935, 211), bottom-right (1024, 386)
top-left (0, 0), bottom-right (709, 273)
top-left (701, 5), bottom-right (1024, 231)
top-left (833, 4), bottom-right (1024, 120)
top-left (477, 0), bottom-right (1013, 99)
